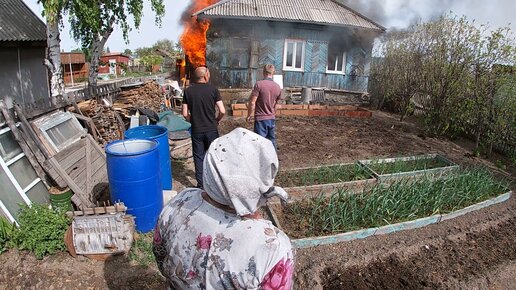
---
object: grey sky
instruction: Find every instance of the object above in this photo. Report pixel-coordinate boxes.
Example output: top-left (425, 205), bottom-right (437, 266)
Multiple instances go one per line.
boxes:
top-left (24, 0), bottom-right (515, 52)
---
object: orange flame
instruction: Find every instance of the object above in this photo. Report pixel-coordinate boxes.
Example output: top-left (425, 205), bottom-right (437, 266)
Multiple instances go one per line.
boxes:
top-left (180, 0), bottom-right (219, 67)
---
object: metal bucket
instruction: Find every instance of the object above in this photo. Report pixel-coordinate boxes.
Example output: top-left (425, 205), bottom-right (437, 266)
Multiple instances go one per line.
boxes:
top-left (124, 125), bottom-right (172, 190)
top-left (106, 139), bottom-right (163, 233)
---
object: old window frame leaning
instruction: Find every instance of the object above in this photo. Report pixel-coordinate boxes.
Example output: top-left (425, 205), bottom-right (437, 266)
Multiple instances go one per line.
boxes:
top-left (0, 125), bottom-right (48, 224)
top-left (32, 111), bottom-right (86, 155)
top-left (283, 39), bottom-right (305, 72)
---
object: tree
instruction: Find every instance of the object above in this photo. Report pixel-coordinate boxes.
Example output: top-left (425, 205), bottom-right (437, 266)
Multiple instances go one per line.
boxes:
top-left (39, 0), bottom-right (67, 104)
top-left (66, 0), bottom-right (165, 87)
top-left (371, 14), bottom-right (515, 156)
top-left (123, 48), bottom-right (132, 56)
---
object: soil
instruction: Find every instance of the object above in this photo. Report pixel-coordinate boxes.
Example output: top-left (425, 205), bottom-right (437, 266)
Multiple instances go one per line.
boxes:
top-left (1, 110), bottom-right (515, 289)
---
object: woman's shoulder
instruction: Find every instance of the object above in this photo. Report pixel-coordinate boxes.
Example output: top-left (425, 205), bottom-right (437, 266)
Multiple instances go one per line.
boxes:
top-left (226, 218), bottom-right (291, 247)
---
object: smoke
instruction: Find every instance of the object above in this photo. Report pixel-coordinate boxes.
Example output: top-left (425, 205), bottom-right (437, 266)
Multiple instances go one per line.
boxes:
top-left (338, 0), bottom-right (480, 30)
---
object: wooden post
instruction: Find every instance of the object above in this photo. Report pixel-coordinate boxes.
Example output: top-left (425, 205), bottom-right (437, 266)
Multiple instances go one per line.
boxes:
top-left (0, 100), bottom-right (50, 189)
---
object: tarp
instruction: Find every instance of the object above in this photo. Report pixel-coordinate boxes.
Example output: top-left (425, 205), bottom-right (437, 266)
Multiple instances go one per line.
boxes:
top-left (157, 110), bottom-right (191, 132)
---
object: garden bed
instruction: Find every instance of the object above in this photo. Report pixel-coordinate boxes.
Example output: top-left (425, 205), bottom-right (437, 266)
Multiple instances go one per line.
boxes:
top-left (359, 154), bottom-right (459, 182)
top-left (268, 168), bottom-right (510, 248)
top-left (275, 163), bottom-right (376, 199)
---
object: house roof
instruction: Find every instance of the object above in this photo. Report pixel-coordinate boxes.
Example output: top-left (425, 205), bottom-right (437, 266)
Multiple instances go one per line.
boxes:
top-left (193, 0), bottom-right (385, 31)
top-left (0, 0), bottom-right (47, 42)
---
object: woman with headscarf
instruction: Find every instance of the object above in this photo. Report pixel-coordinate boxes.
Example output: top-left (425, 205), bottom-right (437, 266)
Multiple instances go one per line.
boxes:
top-left (153, 127), bottom-right (294, 290)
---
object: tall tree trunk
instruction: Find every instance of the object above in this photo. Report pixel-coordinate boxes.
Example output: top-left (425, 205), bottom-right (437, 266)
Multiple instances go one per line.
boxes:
top-left (44, 20), bottom-right (65, 105)
top-left (88, 21), bottom-right (114, 88)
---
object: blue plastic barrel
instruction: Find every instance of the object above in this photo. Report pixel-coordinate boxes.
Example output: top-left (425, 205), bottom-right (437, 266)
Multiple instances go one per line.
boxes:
top-left (106, 139), bottom-right (163, 233)
top-left (125, 125), bottom-right (172, 190)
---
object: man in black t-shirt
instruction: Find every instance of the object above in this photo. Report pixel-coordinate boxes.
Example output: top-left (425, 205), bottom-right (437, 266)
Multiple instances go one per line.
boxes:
top-left (182, 67), bottom-right (225, 189)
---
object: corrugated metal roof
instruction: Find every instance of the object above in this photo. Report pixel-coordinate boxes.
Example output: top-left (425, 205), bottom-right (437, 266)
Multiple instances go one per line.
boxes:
top-left (0, 0), bottom-right (47, 42)
top-left (194, 0), bottom-right (385, 31)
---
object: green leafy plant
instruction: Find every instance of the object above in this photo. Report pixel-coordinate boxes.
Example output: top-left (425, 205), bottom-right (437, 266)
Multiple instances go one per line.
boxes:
top-left (129, 232), bottom-right (155, 266)
top-left (275, 164), bottom-right (371, 187)
top-left (12, 204), bottom-right (71, 259)
top-left (0, 217), bottom-right (16, 254)
top-left (283, 168), bottom-right (508, 238)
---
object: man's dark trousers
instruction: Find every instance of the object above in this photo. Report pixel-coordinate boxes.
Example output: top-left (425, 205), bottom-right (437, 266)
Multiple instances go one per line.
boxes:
top-left (191, 130), bottom-right (219, 189)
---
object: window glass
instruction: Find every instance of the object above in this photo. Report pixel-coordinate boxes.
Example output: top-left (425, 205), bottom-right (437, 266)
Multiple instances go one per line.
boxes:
top-left (295, 44), bottom-right (303, 69)
top-left (0, 130), bottom-right (22, 162)
top-left (25, 181), bottom-right (49, 204)
top-left (327, 41), bottom-right (346, 73)
top-left (284, 40), bottom-right (305, 70)
top-left (0, 168), bottom-right (25, 221)
top-left (286, 42), bottom-right (294, 67)
top-left (45, 118), bottom-right (81, 149)
top-left (8, 156), bottom-right (38, 190)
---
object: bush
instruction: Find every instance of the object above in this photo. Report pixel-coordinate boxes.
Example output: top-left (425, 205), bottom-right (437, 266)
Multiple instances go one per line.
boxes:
top-left (12, 204), bottom-right (71, 259)
top-left (0, 217), bottom-right (16, 254)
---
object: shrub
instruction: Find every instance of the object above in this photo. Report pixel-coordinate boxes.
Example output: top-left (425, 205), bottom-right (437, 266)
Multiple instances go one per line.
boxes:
top-left (12, 204), bottom-right (71, 259)
top-left (0, 217), bottom-right (16, 254)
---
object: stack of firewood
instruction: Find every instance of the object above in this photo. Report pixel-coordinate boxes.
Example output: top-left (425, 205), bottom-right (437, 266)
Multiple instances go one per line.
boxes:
top-left (76, 99), bottom-right (122, 145)
top-left (113, 81), bottom-right (164, 118)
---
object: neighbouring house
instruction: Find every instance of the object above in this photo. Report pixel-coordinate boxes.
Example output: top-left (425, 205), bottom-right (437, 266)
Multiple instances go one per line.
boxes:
top-left (61, 52), bottom-right (89, 84)
top-left (194, 0), bottom-right (385, 92)
top-left (0, 0), bottom-right (51, 110)
top-left (98, 53), bottom-right (130, 76)
top-left (0, 0), bottom-right (51, 223)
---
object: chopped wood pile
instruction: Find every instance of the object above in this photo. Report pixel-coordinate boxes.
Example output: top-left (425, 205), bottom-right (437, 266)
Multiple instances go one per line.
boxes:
top-left (113, 81), bottom-right (163, 118)
top-left (76, 99), bottom-right (122, 145)
top-left (74, 81), bottom-right (165, 146)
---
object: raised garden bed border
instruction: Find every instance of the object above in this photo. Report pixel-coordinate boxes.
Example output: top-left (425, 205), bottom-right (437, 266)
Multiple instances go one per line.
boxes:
top-left (358, 154), bottom-right (459, 183)
top-left (276, 162), bottom-right (377, 200)
top-left (266, 191), bottom-right (512, 249)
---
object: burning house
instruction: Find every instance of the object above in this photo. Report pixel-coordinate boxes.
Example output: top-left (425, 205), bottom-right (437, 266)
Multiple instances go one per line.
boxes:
top-left (184, 0), bottom-right (385, 92)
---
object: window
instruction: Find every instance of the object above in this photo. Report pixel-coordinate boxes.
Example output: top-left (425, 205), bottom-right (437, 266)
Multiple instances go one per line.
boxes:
top-left (327, 45), bottom-right (346, 74)
top-left (229, 38), bottom-right (249, 68)
top-left (0, 126), bottom-right (49, 224)
top-left (283, 39), bottom-right (305, 71)
top-left (32, 111), bottom-right (86, 154)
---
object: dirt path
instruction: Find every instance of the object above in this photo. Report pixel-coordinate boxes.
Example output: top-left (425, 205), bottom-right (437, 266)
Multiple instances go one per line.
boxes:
top-left (1, 111), bottom-right (514, 289)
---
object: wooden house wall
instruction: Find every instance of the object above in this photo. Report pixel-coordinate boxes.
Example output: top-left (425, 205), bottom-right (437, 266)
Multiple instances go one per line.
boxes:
top-left (0, 46), bottom-right (51, 110)
top-left (206, 20), bottom-right (375, 92)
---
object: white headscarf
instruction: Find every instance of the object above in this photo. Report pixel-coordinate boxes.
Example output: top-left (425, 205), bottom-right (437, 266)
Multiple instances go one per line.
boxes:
top-left (203, 127), bottom-right (289, 216)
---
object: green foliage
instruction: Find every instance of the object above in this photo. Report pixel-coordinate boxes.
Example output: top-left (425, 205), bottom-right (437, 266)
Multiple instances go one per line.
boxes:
top-left (141, 55), bottom-right (164, 67)
top-left (0, 217), bottom-right (16, 254)
top-left (371, 14), bottom-right (516, 156)
top-left (129, 232), bottom-right (155, 266)
top-left (275, 164), bottom-right (371, 187)
top-left (12, 204), bottom-right (71, 259)
top-left (285, 168), bottom-right (508, 238)
top-left (135, 39), bottom-right (182, 58)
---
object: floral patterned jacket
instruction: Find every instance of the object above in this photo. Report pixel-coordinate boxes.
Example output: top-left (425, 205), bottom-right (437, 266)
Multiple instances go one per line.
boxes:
top-left (153, 189), bottom-right (294, 290)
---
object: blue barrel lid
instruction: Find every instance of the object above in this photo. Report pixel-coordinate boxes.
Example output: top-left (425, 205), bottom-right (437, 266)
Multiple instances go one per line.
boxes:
top-left (124, 125), bottom-right (168, 139)
top-left (105, 139), bottom-right (158, 156)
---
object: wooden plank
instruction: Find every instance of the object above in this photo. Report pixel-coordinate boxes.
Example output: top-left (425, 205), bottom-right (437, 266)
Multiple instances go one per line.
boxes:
top-left (86, 134), bottom-right (106, 159)
top-left (65, 203), bottom-right (127, 217)
top-left (54, 139), bottom-right (86, 170)
top-left (0, 100), bottom-right (50, 189)
top-left (47, 157), bottom-right (93, 208)
top-left (72, 112), bottom-right (99, 141)
top-left (86, 139), bottom-right (92, 195)
top-left (13, 103), bottom-right (51, 159)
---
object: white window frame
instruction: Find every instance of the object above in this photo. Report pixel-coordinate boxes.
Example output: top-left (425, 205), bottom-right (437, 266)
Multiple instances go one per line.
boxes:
top-left (283, 39), bottom-right (305, 72)
top-left (0, 125), bottom-right (44, 225)
top-left (326, 51), bottom-right (347, 75)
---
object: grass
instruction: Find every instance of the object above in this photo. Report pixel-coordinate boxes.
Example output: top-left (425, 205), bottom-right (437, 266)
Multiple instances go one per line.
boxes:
top-left (365, 156), bottom-right (451, 175)
top-left (129, 232), bottom-right (156, 266)
top-left (275, 163), bottom-right (372, 187)
top-left (282, 168), bottom-right (508, 238)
